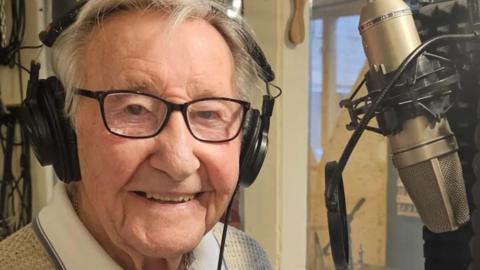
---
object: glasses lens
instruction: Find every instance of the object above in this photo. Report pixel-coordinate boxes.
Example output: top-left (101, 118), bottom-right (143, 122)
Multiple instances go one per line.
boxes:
top-left (103, 93), bottom-right (168, 137)
top-left (187, 99), bottom-right (245, 141)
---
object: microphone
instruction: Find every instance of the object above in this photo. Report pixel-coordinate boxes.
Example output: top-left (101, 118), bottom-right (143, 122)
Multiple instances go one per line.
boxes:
top-left (359, 0), bottom-right (469, 233)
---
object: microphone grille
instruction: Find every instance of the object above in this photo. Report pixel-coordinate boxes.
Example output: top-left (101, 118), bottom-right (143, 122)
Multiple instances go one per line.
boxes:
top-left (398, 152), bottom-right (469, 233)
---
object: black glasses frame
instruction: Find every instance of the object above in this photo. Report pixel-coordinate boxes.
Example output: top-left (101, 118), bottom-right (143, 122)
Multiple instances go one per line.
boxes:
top-left (75, 89), bottom-right (251, 142)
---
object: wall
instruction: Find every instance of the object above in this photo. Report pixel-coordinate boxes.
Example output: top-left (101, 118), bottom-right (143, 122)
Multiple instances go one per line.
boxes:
top-left (244, 0), bottom-right (310, 269)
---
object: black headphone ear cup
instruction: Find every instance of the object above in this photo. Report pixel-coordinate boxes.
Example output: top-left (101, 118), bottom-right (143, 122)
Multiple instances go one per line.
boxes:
top-left (21, 79), bottom-right (57, 166)
top-left (239, 109), bottom-right (268, 187)
top-left (21, 75), bottom-right (80, 182)
top-left (42, 77), bottom-right (80, 182)
top-left (45, 78), bottom-right (80, 182)
top-left (62, 116), bottom-right (80, 182)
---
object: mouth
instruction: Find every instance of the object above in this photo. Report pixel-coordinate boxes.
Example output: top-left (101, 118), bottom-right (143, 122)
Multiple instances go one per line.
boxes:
top-left (132, 191), bottom-right (197, 204)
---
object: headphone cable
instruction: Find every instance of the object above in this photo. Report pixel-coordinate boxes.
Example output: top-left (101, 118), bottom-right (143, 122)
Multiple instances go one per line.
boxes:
top-left (216, 182), bottom-right (240, 270)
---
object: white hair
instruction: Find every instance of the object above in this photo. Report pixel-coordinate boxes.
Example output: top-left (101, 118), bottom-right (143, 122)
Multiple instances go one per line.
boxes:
top-left (51, 0), bottom-right (265, 122)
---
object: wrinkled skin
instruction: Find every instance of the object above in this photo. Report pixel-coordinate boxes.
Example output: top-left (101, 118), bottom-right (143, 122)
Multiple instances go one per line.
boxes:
top-left (74, 10), bottom-right (241, 270)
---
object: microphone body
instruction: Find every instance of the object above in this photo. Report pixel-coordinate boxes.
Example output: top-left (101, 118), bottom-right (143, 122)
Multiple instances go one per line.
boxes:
top-left (359, 0), bottom-right (469, 233)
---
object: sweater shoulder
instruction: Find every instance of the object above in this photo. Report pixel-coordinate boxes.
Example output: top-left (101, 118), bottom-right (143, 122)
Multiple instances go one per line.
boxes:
top-left (213, 223), bottom-right (272, 270)
top-left (0, 224), bottom-right (54, 270)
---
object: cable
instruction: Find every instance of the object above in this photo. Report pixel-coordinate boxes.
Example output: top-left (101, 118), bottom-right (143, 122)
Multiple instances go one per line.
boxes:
top-left (0, 0), bottom-right (33, 237)
top-left (17, 50), bottom-right (23, 101)
top-left (326, 33), bottom-right (480, 202)
top-left (216, 183), bottom-right (240, 270)
top-left (0, 0), bottom-right (26, 66)
top-left (0, 107), bottom-right (32, 239)
top-left (19, 124), bottom-right (31, 227)
top-left (11, 45), bottom-right (43, 75)
top-left (348, 76), bottom-right (366, 102)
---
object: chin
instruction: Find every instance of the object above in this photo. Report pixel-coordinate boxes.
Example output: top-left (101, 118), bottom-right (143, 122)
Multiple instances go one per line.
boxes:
top-left (121, 220), bottom-right (207, 258)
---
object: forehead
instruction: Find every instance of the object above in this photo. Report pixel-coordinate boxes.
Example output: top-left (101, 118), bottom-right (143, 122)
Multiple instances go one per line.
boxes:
top-left (81, 10), bottom-right (235, 97)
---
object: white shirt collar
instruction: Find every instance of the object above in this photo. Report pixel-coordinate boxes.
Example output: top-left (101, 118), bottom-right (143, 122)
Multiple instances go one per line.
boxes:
top-left (34, 182), bottom-right (226, 269)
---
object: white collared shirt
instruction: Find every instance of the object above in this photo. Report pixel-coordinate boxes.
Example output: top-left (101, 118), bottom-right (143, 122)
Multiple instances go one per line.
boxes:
top-left (33, 183), bottom-right (227, 269)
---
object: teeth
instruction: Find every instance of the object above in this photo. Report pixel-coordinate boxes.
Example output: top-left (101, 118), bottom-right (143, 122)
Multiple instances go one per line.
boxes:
top-left (144, 193), bottom-right (195, 203)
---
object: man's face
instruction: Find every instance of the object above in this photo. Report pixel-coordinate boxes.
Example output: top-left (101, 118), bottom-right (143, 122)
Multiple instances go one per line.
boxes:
top-left (75, 11), bottom-right (240, 259)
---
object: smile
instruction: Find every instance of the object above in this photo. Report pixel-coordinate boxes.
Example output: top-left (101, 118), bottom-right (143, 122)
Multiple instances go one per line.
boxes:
top-left (133, 191), bottom-right (196, 204)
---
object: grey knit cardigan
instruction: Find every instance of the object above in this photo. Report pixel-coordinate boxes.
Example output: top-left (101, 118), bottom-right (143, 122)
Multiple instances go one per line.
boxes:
top-left (0, 223), bottom-right (272, 270)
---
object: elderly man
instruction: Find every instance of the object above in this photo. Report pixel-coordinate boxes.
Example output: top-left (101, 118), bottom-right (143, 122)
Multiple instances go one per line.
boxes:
top-left (0, 0), bottom-right (277, 269)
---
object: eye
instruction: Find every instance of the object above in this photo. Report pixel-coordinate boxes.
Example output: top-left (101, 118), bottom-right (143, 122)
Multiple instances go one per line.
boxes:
top-left (125, 104), bottom-right (148, 116)
top-left (194, 110), bottom-right (220, 120)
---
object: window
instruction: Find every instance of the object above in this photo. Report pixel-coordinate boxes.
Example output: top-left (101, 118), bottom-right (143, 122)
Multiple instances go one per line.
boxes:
top-left (308, 15), bottom-right (365, 161)
top-left (309, 18), bottom-right (323, 161)
top-left (336, 16), bottom-right (365, 95)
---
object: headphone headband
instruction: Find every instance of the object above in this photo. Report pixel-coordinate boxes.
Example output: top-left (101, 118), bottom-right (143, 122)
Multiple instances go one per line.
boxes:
top-left (39, 1), bottom-right (87, 47)
top-left (39, 0), bottom-right (275, 83)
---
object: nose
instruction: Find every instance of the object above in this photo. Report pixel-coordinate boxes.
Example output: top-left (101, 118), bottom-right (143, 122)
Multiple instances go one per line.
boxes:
top-left (148, 111), bottom-right (200, 181)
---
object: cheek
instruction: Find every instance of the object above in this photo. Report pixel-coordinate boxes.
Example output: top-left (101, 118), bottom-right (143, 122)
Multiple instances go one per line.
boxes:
top-left (205, 142), bottom-right (241, 192)
top-left (200, 139), bottom-right (241, 225)
top-left (74, 105), bottom-right (146, 201)
top-left (77, 137), bottom-right (148, 198)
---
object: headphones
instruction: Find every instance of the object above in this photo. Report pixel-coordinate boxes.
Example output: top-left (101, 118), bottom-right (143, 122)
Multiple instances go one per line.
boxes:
top-left (21, 1), bottom-right (280, 187)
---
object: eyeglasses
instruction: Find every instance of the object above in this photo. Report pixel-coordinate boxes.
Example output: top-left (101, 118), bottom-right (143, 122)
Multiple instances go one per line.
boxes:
top-left (75, 89), bottom-right (251, 142)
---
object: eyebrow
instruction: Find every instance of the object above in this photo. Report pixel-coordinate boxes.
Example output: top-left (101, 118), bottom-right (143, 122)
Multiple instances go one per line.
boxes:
top-left (118, 81), bottom-right (163, 97)
top-left (193, 88), bottom-right (223, 98)
top-left (119, 81), bottom-right (238, 99)
top-left (124, 82), bottom-right (154, 92)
